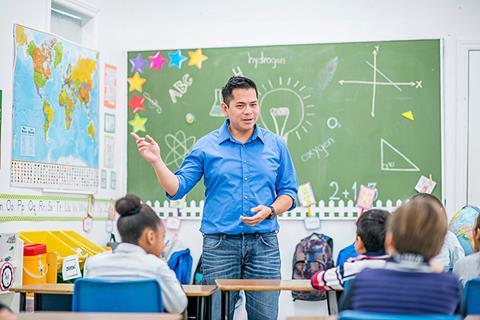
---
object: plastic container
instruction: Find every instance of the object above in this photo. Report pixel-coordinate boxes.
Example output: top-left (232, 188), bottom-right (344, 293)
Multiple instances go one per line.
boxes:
top-left (23, 244), bottom-right (47, 285)
top-left (19, 231), bottom-right (109, 272)
top-left (20, 231), bottom-right (83, 271)
top-left (51, 231), bottom-right (108, 257)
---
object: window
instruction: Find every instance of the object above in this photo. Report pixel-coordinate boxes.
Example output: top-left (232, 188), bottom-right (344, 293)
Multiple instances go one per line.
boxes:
top-left (50, 0), bottom-right (98, 45)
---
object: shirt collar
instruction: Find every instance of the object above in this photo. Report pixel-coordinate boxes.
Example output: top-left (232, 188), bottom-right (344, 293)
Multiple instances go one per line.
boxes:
top-left (385, 253), bottom-right (431, 273)
top-left (113, 242), bottom-right (147, 255)
top-left (217, 119), bottom-right (264, 144)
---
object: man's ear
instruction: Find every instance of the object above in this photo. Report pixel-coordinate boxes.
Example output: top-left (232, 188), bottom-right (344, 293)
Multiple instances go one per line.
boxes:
top-left (221, 102), bottom-right (229, 117)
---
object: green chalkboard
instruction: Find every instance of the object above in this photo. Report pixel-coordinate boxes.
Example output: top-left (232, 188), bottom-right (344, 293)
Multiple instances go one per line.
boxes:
top-left (127, 39), bottom-right (442, 205)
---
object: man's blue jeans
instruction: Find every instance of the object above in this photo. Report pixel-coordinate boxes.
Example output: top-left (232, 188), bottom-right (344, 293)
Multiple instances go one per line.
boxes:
top-left (202, 232), bottom-right (281, 320)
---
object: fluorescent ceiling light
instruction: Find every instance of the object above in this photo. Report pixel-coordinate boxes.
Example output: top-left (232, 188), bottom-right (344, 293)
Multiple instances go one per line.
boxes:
top-left (51, 7), bottom-right (83, 22)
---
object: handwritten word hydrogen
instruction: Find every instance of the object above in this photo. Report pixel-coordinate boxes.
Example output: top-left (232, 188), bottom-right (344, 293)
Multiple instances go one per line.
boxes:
top-left (247, 52), bottom-right (286, 69)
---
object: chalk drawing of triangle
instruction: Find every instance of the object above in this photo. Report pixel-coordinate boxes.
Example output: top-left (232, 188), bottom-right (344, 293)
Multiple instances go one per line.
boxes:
top-left (380, 138), bottom-right (420, 172)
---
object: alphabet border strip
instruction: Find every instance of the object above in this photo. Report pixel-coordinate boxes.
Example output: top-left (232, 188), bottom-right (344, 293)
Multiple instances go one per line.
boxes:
top-left (0, 194), bottom-right (111, 221)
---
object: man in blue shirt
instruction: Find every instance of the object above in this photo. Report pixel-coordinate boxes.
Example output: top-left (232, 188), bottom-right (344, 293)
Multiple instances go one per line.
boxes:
top-left (131, 76), bottom-right (298, 320)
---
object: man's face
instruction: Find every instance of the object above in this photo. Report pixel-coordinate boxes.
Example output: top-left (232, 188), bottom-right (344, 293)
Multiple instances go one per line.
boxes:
top-left (222, 88), bottom-right (259, 133)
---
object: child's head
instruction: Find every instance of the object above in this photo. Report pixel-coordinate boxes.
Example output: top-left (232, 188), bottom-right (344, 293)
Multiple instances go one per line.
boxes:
top-left (355, 209), bottom-right (390, 254)
top-left (473, 213), bottom-right (480, 252)
top-left (0, 303), bottom-right (16, 320)
top-left (386, 193), bottom-right (447, 260)
top-left (116, 194), bottom-right (165, 256)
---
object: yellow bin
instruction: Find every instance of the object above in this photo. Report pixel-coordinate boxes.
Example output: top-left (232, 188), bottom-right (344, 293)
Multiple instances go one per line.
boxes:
top-left (20, 231), bottom-right (83, 271)
top-left (23, 244), bottom-right (48, 285)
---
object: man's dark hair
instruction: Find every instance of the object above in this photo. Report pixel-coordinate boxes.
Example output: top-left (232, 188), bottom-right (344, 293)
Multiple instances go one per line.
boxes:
top-left (115, 194), bottom-right (163, 244)
top-left (221, 76), bottom-right (258, 105)
top-left (356, 209), bottom-right (390, 253)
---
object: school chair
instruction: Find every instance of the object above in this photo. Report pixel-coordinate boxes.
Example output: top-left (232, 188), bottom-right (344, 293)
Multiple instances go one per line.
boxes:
top-left (464, 277), bottom-right (480, 315)
top-left (72, 278), bottom-right (163, 312)
top-left (339, 310), bottom-right (462, 320)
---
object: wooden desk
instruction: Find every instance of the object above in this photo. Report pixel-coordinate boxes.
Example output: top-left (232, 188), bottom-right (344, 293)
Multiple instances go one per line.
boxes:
top-left (17, 312), bottom-right (180, 320)
top-left (183, 285), bottom-right (217, 297)
top-left (215, 279), bottom-right (315, 291)
top-left (11, 283), bottom-right (73, 295)
top-left (183, 285), bottom-right (217, 319)
top-left (10, 283), bottom-right (216, 296)
top-left (215, 279), bottom-right (322, 320)
top-left (11, 284), bottom-right (217, 319)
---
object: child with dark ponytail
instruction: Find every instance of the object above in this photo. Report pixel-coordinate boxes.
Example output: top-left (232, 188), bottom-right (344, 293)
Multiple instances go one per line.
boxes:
top-left (84, 194), bottom-right (187, 313)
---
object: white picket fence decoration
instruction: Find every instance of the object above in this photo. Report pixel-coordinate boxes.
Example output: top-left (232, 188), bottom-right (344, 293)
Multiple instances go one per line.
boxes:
top-left (146, 199), bottom-right (404, 221)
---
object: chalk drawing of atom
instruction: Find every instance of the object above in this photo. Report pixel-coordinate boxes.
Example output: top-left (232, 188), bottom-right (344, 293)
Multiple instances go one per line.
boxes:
top-left (164, 130), bottom-right (196, 167)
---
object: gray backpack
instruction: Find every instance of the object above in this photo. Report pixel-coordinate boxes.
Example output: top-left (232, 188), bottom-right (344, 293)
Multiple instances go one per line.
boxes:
top-left (292, 232), bottom-right (334, 301)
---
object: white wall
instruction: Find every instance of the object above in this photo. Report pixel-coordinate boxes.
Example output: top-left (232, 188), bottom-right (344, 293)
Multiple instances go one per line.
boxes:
top-left (1, 0), bottom-right (480, 318)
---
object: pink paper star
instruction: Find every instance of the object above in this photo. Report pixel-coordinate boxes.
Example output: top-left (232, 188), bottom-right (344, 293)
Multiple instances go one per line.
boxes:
top-left (148, 51), bottom-right (167, 72)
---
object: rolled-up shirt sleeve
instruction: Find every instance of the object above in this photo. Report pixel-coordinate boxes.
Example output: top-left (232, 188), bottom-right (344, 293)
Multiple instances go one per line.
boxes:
top-left (275, 139), bottom-right (298, 210)
top-left (166, 144), bottom-right (204, 200)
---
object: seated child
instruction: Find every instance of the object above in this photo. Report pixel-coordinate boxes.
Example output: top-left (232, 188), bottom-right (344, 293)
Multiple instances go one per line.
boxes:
top-left (454, 213), bottom-right (480, 285)
top-left (341, 193), bottom-right (462, 315)
top-left (84, 194), bottom-right (188, 313)
top-left (311, 209), bottom-right (390, 290)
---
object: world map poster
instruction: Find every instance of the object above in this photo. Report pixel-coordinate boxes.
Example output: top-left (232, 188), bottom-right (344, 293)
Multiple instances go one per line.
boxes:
top-left (11, 25), bottom-right (99, 191)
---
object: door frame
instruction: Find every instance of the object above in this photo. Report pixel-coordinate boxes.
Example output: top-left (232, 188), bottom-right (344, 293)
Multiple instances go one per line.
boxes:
top-left (456, 40), bottom-right (480, 207)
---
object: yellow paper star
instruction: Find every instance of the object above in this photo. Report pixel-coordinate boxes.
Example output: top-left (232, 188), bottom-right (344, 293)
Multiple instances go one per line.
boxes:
top-left (128, 72), bottom-right (146, 92)
top-left (187, 49), bottom-right (208, 69)
top-left (128, 113), bottom-right (147, 133)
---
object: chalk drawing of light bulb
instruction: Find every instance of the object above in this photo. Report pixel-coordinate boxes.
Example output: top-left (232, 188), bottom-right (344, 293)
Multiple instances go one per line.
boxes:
top-left (259, 78), bottom-right (313, 145)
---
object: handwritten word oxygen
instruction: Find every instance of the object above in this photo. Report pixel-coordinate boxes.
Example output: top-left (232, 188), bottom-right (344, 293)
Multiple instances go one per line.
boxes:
top-left (301, 137), bottom-right (335, 162)
top-left (247, 52), bottom-right (286, 69)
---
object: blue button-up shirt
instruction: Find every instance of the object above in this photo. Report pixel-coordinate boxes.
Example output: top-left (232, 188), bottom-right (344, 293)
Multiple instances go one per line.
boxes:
top-left (167, 120), bottom-right (298, 234)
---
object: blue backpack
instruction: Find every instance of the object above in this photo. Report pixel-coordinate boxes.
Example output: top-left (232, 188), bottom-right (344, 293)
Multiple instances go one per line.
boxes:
top-left (167, 248), bottom-right (193, 284)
